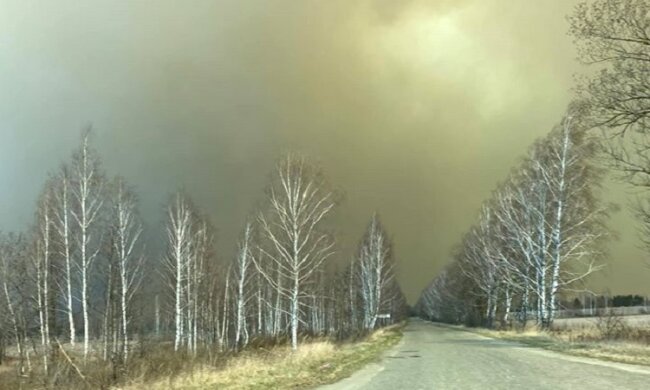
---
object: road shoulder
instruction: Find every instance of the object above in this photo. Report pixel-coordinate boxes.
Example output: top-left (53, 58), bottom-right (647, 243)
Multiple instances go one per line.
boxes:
top-left (316, 329), bottom-right (406, 390)
top-left (438, 322), bottom-right (650, 376)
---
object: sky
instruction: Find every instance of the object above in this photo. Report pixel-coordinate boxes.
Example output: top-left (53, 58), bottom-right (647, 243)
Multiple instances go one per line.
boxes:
top-left (0, 0), bottom-right (646, 302)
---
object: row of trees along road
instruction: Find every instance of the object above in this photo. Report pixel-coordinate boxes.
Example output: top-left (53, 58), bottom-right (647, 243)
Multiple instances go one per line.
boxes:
top-left (416, 0), bottom-right (648, 330)
top-left (0, 130), bottom-right (408, 381)
top-left (416, 108), bottom-right (611, 328)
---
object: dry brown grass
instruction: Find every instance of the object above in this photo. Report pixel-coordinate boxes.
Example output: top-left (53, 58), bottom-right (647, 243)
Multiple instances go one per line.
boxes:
top-left (468, 316), bottom-right (650, 367)
top-left (0, 327), bottom-right (402, 390)
top-left (117, 326), bottom-right (402, 390)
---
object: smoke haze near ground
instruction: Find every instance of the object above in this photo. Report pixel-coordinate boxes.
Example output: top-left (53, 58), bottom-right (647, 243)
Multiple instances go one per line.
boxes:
top-left (0, 0), bottom-right (645, 301)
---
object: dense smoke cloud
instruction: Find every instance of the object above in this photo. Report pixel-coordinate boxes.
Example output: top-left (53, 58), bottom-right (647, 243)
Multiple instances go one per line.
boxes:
top-left (0, 0), bottom-right (643, 301)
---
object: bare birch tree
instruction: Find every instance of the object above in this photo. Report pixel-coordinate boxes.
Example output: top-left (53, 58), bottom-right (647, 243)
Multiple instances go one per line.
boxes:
top-left (53, 165), bottom-right (77, 346)
top-left (569, 0), bottom-right (650, 144)
top-left (495, 171), bottom-right (553, 325)
top-left (539, 114), bottom-right (608, 324)
top-left (164, 191), bottom-right (194, 352)
top-left (457, 206), bottom-right (501, 328)
top-left (109, 176), bottom-right (145, 362)
top-left (70, 129), bottom-right (105, 360)
top-left (256, 155), bottom-right (336, 350)
top-left (232, 222), bottom-right (254, 350)
top-left (186, 215), bottom-right (213, 354)
top-left (32, 182), bottom-right (55, 374)
top-left (569, 1), bottom-right (650, 267)
top-left (0, 233), bottom-right (29, 374)
top-left (355, 214), bottom-right (396, 331)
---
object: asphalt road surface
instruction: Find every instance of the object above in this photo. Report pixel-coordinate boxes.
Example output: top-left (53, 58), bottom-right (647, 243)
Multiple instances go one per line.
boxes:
top-left (320, 318), bottom-right (650, 390)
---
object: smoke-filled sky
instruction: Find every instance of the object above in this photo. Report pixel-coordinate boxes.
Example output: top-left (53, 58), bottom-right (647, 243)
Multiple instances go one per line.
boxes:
top-left (0, 0), bottom-right (646, 302)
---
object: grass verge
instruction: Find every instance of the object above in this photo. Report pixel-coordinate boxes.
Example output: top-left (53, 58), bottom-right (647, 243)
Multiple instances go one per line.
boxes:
top-left (119, 324), bottom-right (403, 390)
top-left (466, 326), bottom-right (650, 367)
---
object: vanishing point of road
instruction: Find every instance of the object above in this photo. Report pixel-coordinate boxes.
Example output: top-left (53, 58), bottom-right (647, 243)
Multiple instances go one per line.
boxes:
top-left (320, 318), bottom-right (650, 390)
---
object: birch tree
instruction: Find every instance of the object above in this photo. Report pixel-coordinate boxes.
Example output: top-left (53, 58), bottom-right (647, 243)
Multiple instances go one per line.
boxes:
top-left (493, 183), bottom-right (539, 324)
top-left (498, 113), bottom-right (607, 325)
top-left (539, 114), bottom-right (608, 324)
top-left (347, 258), bottom-right (359, 331)
top-left (569, 0), bottom-right (650, 282)
top-left (257, 155), bottom-right (336, 350)
top-left (355, 214), bottom-right (396, 331)
top-left (53, 165), bottom-right (76, 346)
top-left (457, 207), bottom-right (501, 328)
top-left (0, 233), bottom-right (29, 374)
top-left (495, 171), bottom-right (553, 325)
top-left (164, 191), bottom-right (194, 352)
top-left (232, 222), bottom-right (254, 350)
top-left (32, 182), bottom-right (55, 374)
top-left (70, 129), bottom-right (105, 360)
top-left (186, 215), bottom-right (213, 354)
top-left (569, 0), bottom-right (649, 144)
top-left (109, 176), bottom-right (145, 362)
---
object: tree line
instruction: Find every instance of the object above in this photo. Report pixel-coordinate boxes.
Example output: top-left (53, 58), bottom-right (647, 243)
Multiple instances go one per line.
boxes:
top-left (416, 108), bottom-right (610, 328)
top-left (416, 0), bottom-right (648, 329)
top-left (0, 130), bottom-right (407, 380)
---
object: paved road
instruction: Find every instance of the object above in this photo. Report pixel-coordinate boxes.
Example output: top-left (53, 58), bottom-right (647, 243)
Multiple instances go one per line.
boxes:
top-left (320, 319), bottom-right (650, 390)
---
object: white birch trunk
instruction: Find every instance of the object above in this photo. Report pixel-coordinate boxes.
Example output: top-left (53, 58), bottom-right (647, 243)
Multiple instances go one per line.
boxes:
top-left (54, 168), bottom-right (77, 346)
